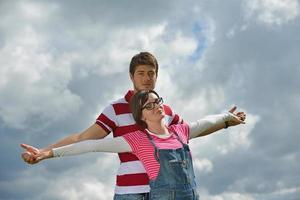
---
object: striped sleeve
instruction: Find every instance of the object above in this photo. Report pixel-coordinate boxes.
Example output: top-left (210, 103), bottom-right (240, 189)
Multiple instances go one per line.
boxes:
top-left (95, 104), bottom-right (118, 134)
top-left (163, 104), bottom-right (183, 125)
top-left (122, 131), bottom-right (144, 156)
top-left (181, 122), bottom-right (190, 142)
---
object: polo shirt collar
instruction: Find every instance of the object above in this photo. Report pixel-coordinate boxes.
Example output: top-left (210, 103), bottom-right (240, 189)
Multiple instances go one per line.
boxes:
top-left (125, 90), bottom-right (135, 102)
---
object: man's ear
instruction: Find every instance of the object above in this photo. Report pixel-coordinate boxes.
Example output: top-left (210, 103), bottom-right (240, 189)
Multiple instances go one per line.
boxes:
top-left (129, 73), bottom-right (134, 82)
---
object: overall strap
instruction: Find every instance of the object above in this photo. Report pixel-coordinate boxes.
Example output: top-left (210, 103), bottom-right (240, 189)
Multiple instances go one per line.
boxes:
top-left (145, 132), bottom-right (160, 162)
top-left (172, 131), bottom-right (187, 146)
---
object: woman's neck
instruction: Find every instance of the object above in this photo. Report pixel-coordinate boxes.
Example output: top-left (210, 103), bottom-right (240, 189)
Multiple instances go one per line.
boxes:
top-left (147, 121), bottom-right (168, 135)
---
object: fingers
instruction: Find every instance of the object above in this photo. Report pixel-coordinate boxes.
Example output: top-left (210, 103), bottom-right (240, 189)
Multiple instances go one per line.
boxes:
top-left (21, 152), bottom-right (31, 162)
top-left (20, 143), bottom-right (29, 150)
top-left (236, 117), bottom-right (245, 124)
top-left (20, 144), bottom-right (41, 164)
top-left (228, 106), bottom-right (246, 122)
top-left (20, 143), bottom-right (35, 152)
top-left (228, 106), bottom-right (237, 113)
top-left (20, 143), bottom-right (39, 155)
top-left (236, 112), bottom-right (246, 121)
top-left (227, 112), bottom-right (246, 127)
top-left (21, 152), bottom-right (38, 164)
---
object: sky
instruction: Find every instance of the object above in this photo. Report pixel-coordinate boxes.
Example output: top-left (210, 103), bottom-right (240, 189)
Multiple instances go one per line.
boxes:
top-left (0, 0), bottom-right (299, 199)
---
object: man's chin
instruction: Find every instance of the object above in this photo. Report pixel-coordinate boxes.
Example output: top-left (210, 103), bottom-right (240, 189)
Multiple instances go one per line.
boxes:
top-left (137, 86), bottom-right (154, 91)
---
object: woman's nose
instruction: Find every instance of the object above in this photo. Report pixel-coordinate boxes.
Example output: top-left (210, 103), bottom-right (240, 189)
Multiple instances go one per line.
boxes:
top-left (154, 103), bottom-right (162, 109)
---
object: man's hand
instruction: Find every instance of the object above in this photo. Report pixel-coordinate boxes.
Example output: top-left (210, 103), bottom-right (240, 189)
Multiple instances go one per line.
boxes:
top-left (20, 144), bottom-right (42, 164)
top-left (226, 106), bottom-right (246, 127)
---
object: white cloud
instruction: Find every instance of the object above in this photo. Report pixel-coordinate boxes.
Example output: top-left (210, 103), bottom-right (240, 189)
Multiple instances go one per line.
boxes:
top-left (43, 177), bottom-right (114, 200)
top-left (3, 154), bottom-right (118, 200)
top-left (41, 155), bottom-right (118, 199)
top-left (179, 86), bottom-right (226, 121)
top-left (18, 1), bottom-right (58, 22)
top-left (193, 158), bottom-right (213, 174)
top-left (244, 0), bottom-right (300, 25)
top-left (0, 26), bottom-right (82, 130)
top-left (189, 112), bottom-right (260, 159)
top-left (62, 23), bottom-right (167, 76)
top-left (169, 32), bottom-right (198, 56)
top-left (216, 113), bottom-right (260, 155)
top-left (209, 192), bottom-right (255, 200)
top-left (270, 185), bottom-right (300, 196)
top-left (197, 188), bottom-right (256, 200)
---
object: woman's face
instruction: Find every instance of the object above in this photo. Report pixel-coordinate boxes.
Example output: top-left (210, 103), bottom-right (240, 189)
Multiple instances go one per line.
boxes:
top-left (141, 92), bottom-right (165, 124)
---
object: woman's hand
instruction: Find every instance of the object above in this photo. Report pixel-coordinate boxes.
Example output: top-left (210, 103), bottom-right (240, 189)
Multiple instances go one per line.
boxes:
top-left (20, 144), bottom-right (53, 164)
top-left (226, 106), bottom-right (246, 127)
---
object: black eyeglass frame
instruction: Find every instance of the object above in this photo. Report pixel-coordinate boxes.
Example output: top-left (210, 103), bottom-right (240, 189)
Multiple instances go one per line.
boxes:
top-left (142, 97), bottom-right (164, 110)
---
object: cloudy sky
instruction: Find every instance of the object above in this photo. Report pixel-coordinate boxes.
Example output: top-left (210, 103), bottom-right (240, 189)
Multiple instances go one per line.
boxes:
top-left (0, 0), bottom-right (299, 199)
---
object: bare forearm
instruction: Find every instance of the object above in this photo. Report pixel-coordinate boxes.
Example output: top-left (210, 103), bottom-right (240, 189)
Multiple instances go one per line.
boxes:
top-left (41, 124), bottom-right (108, 152)
top-left (41, 133), bottom-right (81, 151)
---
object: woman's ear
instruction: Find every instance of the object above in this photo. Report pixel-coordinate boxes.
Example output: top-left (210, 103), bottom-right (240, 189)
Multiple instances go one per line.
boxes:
top-left (141, 113), bottom-right (147, 122)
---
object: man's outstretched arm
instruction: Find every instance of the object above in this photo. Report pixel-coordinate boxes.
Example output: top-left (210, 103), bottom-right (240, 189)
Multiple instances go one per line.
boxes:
top-left (21, 124), bottom-right (108, 164)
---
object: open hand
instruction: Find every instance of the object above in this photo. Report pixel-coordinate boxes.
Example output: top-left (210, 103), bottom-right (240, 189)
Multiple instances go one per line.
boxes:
top-left (226, 106), bottom-right (246, 127)
top-left (20, 144), bottom-right (52, 164)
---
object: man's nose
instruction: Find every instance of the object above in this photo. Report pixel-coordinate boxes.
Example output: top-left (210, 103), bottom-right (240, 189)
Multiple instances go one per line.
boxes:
top-left (145, 74), bottom-right (151, 80)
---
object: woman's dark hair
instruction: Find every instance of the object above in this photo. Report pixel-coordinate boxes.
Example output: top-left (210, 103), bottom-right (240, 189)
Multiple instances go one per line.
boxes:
top-left (130, 90), bottom-right (160, 129)
top-left (129, 52), bottom-right (159, 76)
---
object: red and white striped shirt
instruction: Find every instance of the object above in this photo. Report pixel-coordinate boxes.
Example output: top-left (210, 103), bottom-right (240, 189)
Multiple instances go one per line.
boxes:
top-left (95, 90), bottom-right (182, 194)
top-left (123, 123), bottom-right (190, 180)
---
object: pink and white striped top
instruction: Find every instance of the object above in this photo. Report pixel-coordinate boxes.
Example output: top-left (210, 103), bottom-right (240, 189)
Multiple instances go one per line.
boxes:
top-left (122, 123), bottom-right (190, 180)
top-left (95, 90), bottom-right (182, 194)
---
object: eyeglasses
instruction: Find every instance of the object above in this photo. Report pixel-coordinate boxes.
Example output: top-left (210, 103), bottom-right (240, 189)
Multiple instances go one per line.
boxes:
top-left (142, 97), bottom-right (163, 110)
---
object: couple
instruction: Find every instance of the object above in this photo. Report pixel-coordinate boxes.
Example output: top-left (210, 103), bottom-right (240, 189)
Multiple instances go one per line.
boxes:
top-left (21, 52), bottom-right (246, 200)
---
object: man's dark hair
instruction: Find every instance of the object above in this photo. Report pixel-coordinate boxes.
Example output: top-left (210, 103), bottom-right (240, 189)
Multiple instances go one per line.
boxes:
top-left (129, 52), bottom-right (159, 75)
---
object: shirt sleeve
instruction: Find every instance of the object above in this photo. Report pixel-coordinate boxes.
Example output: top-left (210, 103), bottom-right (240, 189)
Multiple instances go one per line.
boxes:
top-left (163, 104), bottom-right (183, 125)
top-left (95, 104), bottom-right (118, 134)
top-left (188, 113), bottom-right (230, 139)
top-left (122, 132), bottom-right (142, 156)
top-left (179, 122), bottom-right (190, 143)
top-left (52, 137), bottom-right (132, 157)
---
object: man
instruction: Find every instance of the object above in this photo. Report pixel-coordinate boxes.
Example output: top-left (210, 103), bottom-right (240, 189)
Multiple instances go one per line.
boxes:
top-left (21, 52), bottom-right (245, 200)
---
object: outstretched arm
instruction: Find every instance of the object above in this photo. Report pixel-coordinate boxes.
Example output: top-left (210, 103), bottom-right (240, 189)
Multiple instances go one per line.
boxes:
top-left (189, 106), bottom-right (246, 139)
top-left (21, 124), bottom-right (109, 164)
top-left (20, 137), bottom-right (132, 163)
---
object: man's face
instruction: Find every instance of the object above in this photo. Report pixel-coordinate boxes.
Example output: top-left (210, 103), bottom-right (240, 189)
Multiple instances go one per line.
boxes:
top-left (130, 65), bottom-right (157, 92)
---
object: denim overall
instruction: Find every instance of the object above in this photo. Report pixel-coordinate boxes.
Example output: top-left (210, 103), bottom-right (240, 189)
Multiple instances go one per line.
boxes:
top-left (146, 131), bottom-right (200, 200)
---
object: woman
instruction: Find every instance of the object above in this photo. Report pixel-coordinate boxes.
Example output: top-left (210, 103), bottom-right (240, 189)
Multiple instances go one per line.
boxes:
top-left (21, 90), bottom-right (246, 200)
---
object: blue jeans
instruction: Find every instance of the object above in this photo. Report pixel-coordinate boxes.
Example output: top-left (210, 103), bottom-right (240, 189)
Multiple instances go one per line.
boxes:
top-left (113, 193), bottom-right (149, 200)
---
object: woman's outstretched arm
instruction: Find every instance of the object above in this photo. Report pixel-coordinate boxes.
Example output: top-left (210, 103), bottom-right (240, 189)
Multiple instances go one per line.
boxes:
top-left (20, 137), bottom-right (132, 163)
top-left (189, 106), bottom-right (246, 139)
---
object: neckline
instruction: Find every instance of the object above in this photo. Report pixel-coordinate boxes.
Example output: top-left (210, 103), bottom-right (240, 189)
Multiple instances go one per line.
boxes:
top-left (145, 128), bottom-right (173, 139)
